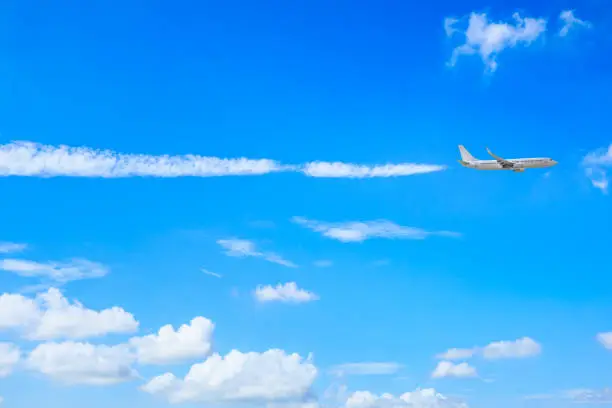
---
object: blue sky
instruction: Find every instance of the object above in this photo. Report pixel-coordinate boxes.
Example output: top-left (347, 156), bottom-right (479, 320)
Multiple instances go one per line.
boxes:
top-left (1, 1), bottom-right (612, 407)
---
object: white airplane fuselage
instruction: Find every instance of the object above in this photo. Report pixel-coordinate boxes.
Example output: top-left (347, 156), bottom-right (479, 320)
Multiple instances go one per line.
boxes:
top-left (457, 145), bottom-right (557, 172)
top-left (458, 158), bottom-right (556, 171)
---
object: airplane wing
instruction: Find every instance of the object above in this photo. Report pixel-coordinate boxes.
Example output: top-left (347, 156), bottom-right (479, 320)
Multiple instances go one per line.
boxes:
top-left (486, 147), bottom-right (514, 168)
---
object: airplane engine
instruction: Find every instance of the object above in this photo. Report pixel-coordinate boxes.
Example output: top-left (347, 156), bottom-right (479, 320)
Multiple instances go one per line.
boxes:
top-left (512, 168), bottom-right (525, 172)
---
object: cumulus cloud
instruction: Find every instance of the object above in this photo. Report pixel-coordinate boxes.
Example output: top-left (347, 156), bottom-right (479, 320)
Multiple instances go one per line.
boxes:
top-left (27, 341), bottom-right (138, 385)
top-left (217, 238), bottom-right (297, 268)
top-left (0, 258), bottom-right (108, 283)
top-left (142, 349), bottom-right (317, 404)
top-left (344, 389), bottom-right (468, 408)
top-left (129, 317), bottom-right (214, 365)
top-left (292, 217), bottom-right (460, 243)
top-left (582, 144), bottom-right (612, 194)
top-left (481, 337), bottom-right (541, 359)
top-left (559, 10), bottom-right (591, 37)
top-left (0, 288), bottom-right (138, 340)
top-left (431, 361), bottom-right (477, 379)
top-left (302, 162), bottom-right (445, 178)
top-left (0, 343), bottom-right (20, 377)
top-left (0, 141), bottom-right (445, 179)
top-left (254, 282), bottom-right (319, 304)
top-left (329, 362), bottom-right (402, 376)
top-left (437, 337), bottom-right (541, 361)
top-left (445, 12), bottom-right (546, 72)
top-left (596, 332), bottom-right (612, 349)
top-left (0, 242), bottom-right (27, 254)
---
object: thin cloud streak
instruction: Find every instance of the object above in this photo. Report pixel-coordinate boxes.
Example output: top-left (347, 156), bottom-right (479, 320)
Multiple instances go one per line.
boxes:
top-left (0, 141), bottom-right (446, 179)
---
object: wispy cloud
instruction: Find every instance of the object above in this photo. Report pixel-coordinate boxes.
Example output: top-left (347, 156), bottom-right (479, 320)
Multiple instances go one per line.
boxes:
top-left (0, 141), bottom-right (445, 179)
top-left (437, 337), bottom-right (541, 361)
top-left (253, 282), bottom-right (319, 303)
top-left (596, 332), bottom-right (612, 349)
top-left (559, 10), bottom-right (591, 37)
top-left (0, 258), bottom-right (108, 284)
top-left (217, 239), bottom-right (297, 268)
top-left (0, 242), bottom-right (27, 254)
top-left (292, 217), bottom-right (460, 243)
top-left (445, 12), bottom-right (547, 73)
top-left (525, 388), bottom-right (612, 404)
top-left (313, 260), bottom-right (333, 268)
top-left (201, 269), bottom-right (222, 279)
top-left (582, 144), bottom-right (612, 194)
top-left (329, 362), bottom-right (402, 376)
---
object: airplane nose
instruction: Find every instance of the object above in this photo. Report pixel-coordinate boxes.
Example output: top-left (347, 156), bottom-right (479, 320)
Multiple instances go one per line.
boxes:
top-left (551, 160), bottom-right (558, 165)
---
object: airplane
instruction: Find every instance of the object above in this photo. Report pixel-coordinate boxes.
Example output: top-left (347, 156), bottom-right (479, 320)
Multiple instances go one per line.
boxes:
top-left (458, 145), bottom-right (558, 172)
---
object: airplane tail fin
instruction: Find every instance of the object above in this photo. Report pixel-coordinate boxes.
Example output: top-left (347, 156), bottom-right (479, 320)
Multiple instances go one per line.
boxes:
top-left (458, 145), bottom-right (477, 162)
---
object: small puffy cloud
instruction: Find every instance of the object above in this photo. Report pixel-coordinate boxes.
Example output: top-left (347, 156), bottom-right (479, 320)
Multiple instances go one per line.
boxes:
top-left (582, 144), bottom-right (612, 194)
top-left (254, 282), bottom-right (319, 304)
top-left (596, 332), bottom-right (612, 349)
top-left (345, 389), bottom-right (468, 408)
top-left (0, 258), bottom-right (108, 283)
top-left (217, 239), bottom-right (297, 268)
top-left (481, 337), bottom-right (541, 360)
top-left (302, 162), bottom-right (446, 178)
top-left (27, 341), bottom-right (138, 385)
top-left (445, 12), bottom-right (547, 72)
top-left (431, 361), bottom-right (477, 379)
top-left (437, 337), bottom-right (541, 361)
top-left (142, 349), bottom-right (317, 404)
top-left (329, 362), bottom-right (402, 376)
top-left (0, 242), bottom-right (27, 254)
top-left (559, 10), bottom-right (591, 37)
top-left (0, 288), bottom-right (139, 340)
top-left (436, 348), bottom-right (476, 360)
top-left (129, 317), bottom-right (214, 365)
top-left (0, 343), bottom-right (20, 377)
top-left (292, 217), bottom-right (460, 243)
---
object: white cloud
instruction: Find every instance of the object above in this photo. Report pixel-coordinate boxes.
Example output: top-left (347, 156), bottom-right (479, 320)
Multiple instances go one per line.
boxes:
top-left (0, 258), bottom-right (108, 283)
top-left (0, 288), bottom-right (138, 340)
top-left (564, 388), bottom-right (612, 404)
top-left (431, 361), bottom-right (477, 379)
top-left (313, 260), bottom-right (333, 268)
top-left (0, 141), bottom-right (445, 179)
top-left (437, 337), bottom-right (541, 361)
top-left (129, 317), bottom-right (214, 365)
top-left (0, 343), bottom-right (20, 377)
top-left (582, 144), bottom-right (612, 194)
top-left (445, 12), bottom-right (547, 72)
top-left (559, 10), bottom-right (591, 37)
top-left (345, 389), bottom-right (468, 408)
top-left (292, 217), bottom-right (460, 243)
top-left (329, 362), bottom-right (402, 376)
top-left (142, 349), bottom-right (317, 404)
top-left (481, 337), bottom-right (541, 360)
top-left (254, 282), bottom-right (319, 304)
top-left (27, 341), bottom-right (138, 385)
top-left (302, 162), bottom-right (445, 178)
top-left (0, 242), bottom-right (27, 254)
top-left (0, 141), bottom-right (284, 178)
top-left (201, 268), bottom-right (222, 278)
top-left (436, 348), bottom-right (476, 360)
top-left (596, 332), bottom-right (612, 349)
top-left (217, 238), bottom-right (297, 268)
